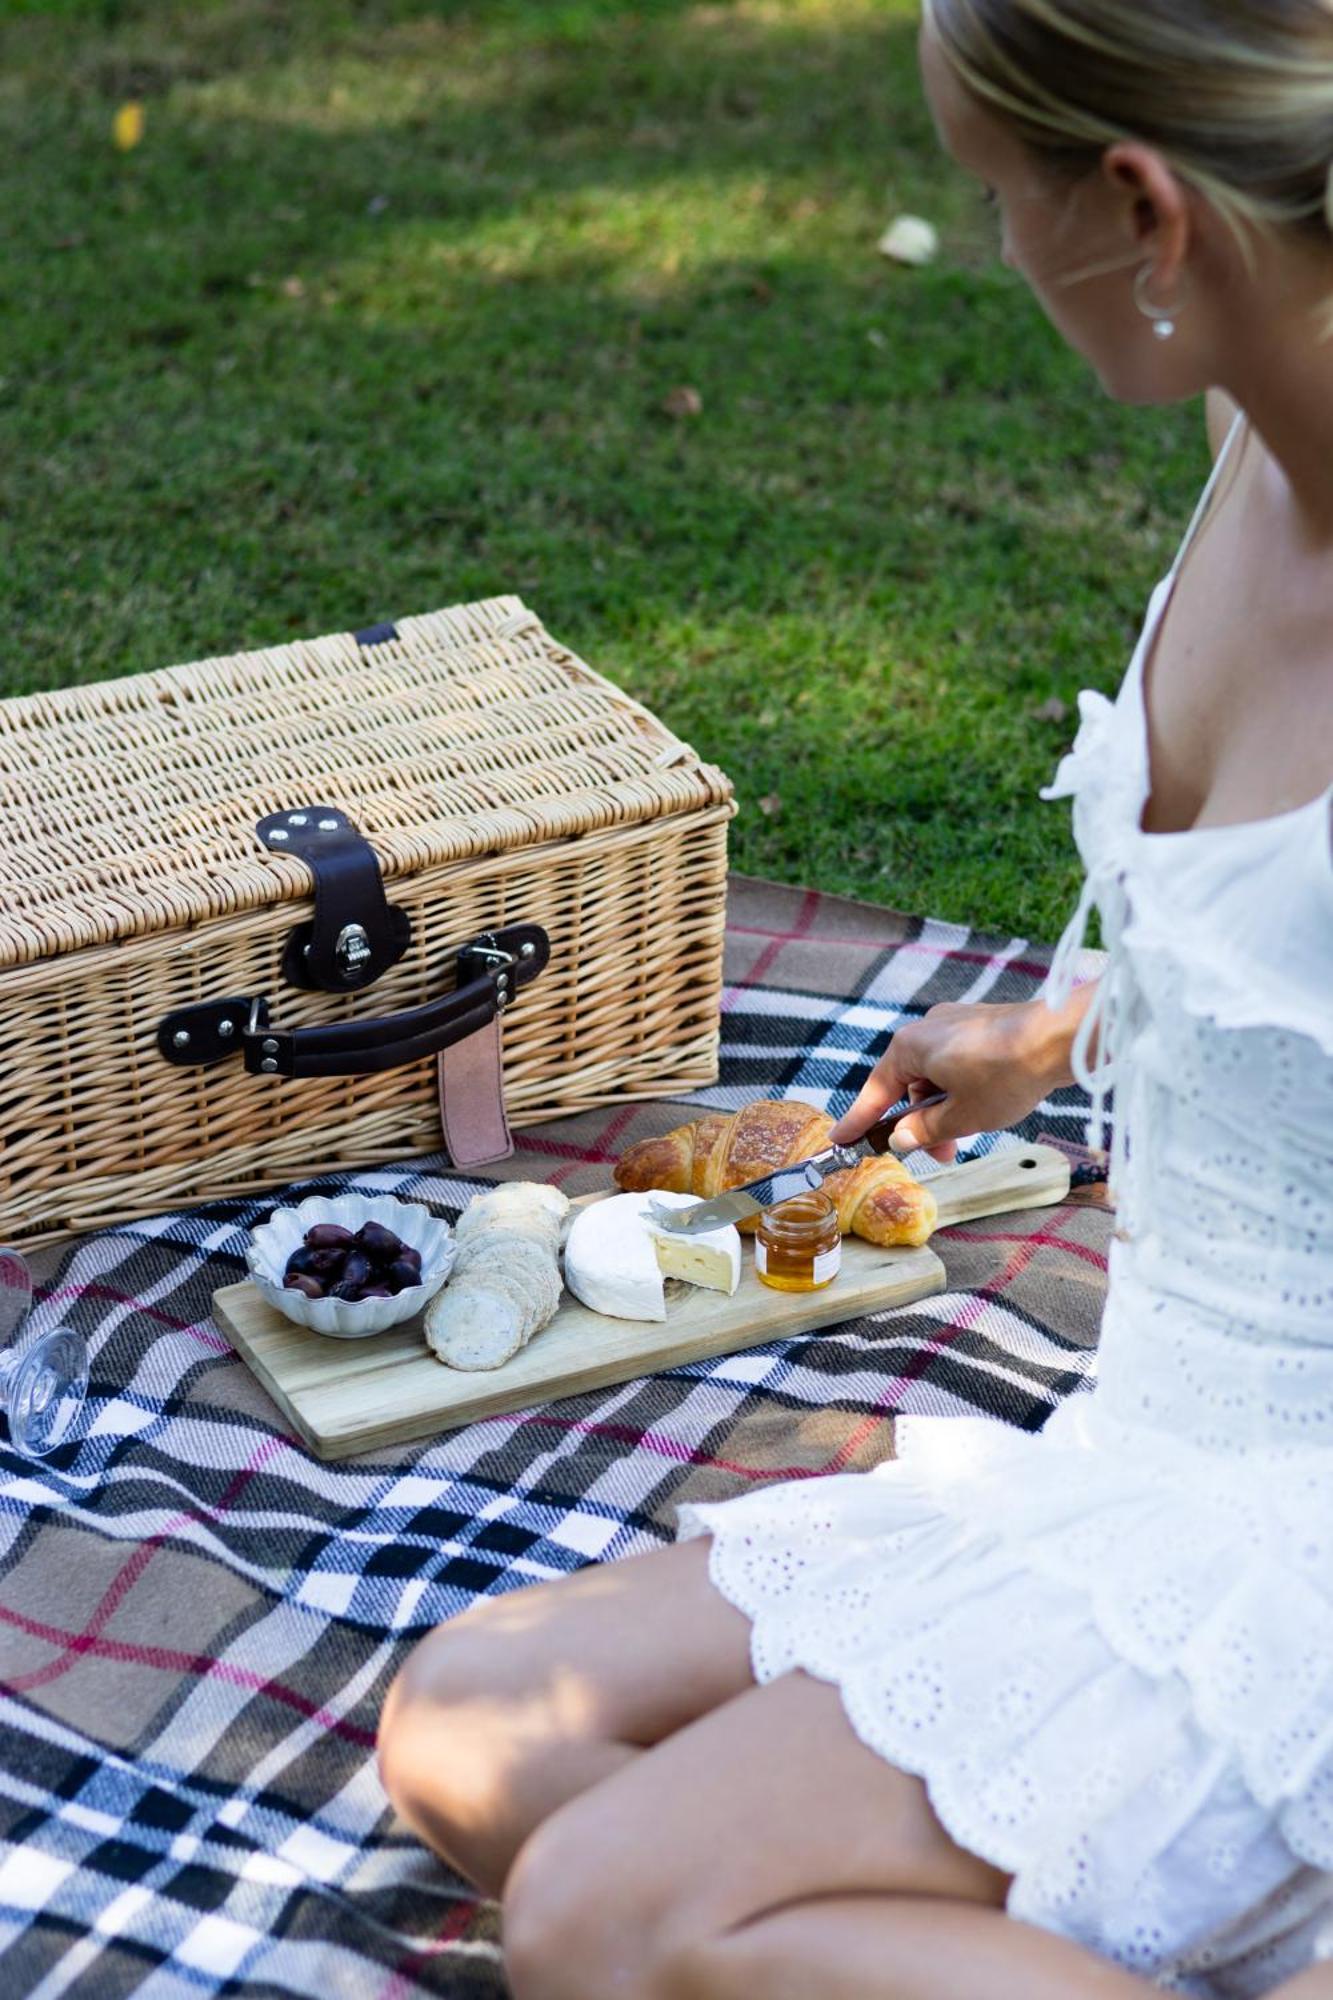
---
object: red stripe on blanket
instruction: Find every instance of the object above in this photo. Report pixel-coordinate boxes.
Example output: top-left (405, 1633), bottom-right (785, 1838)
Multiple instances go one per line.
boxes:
top-left (4, 1435), bottom-right (288, 1694)
top-left (373, 1897), bottom-right (482, 2000)
top-left (0, 1598), bottom-right (377, 1744)
top-left (544, 1104), bottom-right (640, 1186)
top-left (45, 1282), bottom-right (233, 1355)
top-left (722, 888), bottom-right (820, 1007)
top-left (947, 1220), bottom-right (1109, 1272)
top-left (727, 921), bottom-right (1056, 985)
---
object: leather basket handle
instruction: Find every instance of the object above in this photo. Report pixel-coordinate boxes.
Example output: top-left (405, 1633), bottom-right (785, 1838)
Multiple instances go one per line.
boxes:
top-left (157, 924), bottom-right (549, 1079)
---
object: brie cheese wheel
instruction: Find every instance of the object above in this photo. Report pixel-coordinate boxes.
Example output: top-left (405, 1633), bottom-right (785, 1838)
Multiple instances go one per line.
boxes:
top-left (563, 1191), bottom-right (741, 1322)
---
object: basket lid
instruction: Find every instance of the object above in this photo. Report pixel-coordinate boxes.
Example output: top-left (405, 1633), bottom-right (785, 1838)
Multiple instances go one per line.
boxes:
top-left (0, 597), bottom-right (732, 971)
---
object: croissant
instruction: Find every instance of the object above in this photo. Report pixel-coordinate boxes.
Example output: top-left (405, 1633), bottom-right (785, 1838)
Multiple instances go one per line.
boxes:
top-left (613, 1099), bottom-right (937, 1248)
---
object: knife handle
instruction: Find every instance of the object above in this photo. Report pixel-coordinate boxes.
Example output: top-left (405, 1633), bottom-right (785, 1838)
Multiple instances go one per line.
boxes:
top-left (863, 1090), bottom-right (949, 1155)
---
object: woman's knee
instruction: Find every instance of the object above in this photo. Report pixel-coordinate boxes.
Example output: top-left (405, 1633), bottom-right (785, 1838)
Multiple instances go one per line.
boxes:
top-left (502, 1800), bottom-right (694, 2000)
top-left (377, 1604), bottom-right (503, 1821)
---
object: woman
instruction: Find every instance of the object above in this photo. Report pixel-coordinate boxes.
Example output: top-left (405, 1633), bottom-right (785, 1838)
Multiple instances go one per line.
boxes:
top-left (377, 1), bottom-right (1333, 1991)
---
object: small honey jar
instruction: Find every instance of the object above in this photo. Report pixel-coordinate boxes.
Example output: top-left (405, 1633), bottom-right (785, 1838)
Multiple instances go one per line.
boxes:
top-left (754, 1191), bottom-right (841, 1293)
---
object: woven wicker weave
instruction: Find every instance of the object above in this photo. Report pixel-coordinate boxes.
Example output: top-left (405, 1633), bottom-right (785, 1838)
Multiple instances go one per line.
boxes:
top-left (1, 597), bottom-right (734, 1241)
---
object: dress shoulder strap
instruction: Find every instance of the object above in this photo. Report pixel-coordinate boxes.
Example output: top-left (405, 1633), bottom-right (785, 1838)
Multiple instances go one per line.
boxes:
top-left (1168, 407), bottom-right (1247, 580)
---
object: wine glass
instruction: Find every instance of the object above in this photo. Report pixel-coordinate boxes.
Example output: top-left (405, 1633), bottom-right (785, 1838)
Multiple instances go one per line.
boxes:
top-left (0, 1248), bottom-right (88, 1458)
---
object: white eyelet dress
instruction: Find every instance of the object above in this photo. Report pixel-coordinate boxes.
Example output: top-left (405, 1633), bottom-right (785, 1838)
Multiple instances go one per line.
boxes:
top-left (676, 420), bottom-right (1333, 1997)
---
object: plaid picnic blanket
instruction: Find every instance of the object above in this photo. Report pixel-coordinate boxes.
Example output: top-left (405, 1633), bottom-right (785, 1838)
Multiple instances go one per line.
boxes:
top-left (0, 876), bottom-right (1110, 1999)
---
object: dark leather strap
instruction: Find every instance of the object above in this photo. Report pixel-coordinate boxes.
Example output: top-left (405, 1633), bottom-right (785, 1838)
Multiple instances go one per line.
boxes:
top-left (157, 925), bottom-right (549, 1080)
top-left (256, 805), bottom-right (410, 994)
top-left (248, 992), bottom-right (495, 1078)
top-left (237, 924), bottom-right (548, 1078)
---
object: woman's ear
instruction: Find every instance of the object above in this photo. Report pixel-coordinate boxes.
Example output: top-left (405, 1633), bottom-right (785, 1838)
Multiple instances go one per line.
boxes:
top-left (1102, 140), bottom-right (1192, 293)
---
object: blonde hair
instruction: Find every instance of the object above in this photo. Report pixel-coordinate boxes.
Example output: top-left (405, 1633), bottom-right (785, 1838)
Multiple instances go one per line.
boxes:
top-left (924, 0), bottom-right (1333, 253)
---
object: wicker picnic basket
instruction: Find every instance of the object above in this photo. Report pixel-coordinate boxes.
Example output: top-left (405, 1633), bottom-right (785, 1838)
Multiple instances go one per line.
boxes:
top-left (0, 597), bottom-right (734, 1243)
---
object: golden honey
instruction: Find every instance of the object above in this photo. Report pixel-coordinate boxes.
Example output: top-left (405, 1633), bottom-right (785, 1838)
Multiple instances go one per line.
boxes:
top-left (755, 1191), bottom-right (841, 1293)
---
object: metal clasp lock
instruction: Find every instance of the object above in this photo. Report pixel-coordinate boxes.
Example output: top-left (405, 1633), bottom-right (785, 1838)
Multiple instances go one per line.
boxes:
top-left (459, 935), bottom-right (517, 1011)
top-left (246, 997), bottom-right (283, 1075)
top-left (332, 924), bottom-right (372, 980)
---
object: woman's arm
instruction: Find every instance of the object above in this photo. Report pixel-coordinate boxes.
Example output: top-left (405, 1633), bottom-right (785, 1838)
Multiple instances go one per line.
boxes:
top-left (829, 980), bottom-right (1098, 1158)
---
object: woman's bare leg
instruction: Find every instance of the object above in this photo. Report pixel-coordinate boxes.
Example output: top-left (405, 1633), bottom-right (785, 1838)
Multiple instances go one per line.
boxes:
top-left (659, 1897), bottom-right (1149, 2000)
top-left (377, 1537), bottom-right (754, 1896)
top-left (500, 1657), bottom-right (1014, 2000)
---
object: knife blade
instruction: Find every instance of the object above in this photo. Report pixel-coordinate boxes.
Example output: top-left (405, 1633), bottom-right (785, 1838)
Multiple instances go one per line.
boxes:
top-left (647, 1091), bottom-right (948, 1236)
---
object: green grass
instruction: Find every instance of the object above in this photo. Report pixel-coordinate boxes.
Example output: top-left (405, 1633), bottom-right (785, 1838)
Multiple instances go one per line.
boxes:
top-left (0, 0), bottom-right (1208, 937)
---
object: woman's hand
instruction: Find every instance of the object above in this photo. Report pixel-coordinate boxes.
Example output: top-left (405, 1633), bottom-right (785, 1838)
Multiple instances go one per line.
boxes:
top-left (828, 986), bottom-right (1097, 1162)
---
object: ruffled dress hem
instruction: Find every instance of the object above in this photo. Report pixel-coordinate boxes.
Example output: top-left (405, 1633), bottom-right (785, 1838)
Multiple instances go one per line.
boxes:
top-left (676, 1403), bottom-right (1333, 1991)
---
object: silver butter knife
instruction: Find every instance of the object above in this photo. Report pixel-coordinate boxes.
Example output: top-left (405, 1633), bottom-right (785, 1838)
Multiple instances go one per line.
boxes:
top-left (647, 1092), bottom-right (948, 1236)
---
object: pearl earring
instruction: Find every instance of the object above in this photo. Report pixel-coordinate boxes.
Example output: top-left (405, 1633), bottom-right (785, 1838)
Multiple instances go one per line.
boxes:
top-left (1134, 264), bottom-right (1179, 341)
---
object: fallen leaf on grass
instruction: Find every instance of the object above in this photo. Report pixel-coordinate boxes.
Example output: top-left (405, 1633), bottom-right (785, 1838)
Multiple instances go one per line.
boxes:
top-left (878, 215), bottom-right (938, 266)
top-left (281, 275), bottom-right (306, 299)
top-left (1029, 696), bottom-right (1069, 724)
top-left (113, 102), bottom-right (145, 151)
top-left (661, 385), bottom-right (703, 419)
top-left (757, 794), bottom-right (782, 817)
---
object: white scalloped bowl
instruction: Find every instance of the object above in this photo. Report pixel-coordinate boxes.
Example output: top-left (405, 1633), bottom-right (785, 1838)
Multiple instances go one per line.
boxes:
top-left (246, 1193), bottom-right (455, 1339)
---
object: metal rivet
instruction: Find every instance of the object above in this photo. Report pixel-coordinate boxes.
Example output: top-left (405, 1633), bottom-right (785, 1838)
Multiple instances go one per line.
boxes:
top-left (269, 829), bottom-right (289, 842)
top-left (260, 1058), bottom-right (279, 1074)
top-left (217, 1019), bottom-right (235, 1040)
top-left (172, 1029), bottom-right (191, 1049)
top-left (519, 941), bottom-right (536, 958)
top-left (318, 818), bottom-right (339, 830)
top-left (261, 1038), bottom-right (279, 1056)
top-left (288, 813), bottom-right (308, 825)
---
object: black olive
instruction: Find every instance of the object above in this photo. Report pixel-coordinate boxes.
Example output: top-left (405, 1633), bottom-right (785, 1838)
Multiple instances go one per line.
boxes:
top-left (284, 1274), bottom-right (324, 1299)
top-left (305, 1223), bottom-right (356, 1251)
top-left (285, 1245), bottom-right (321, 1279)
top-left (330, 1280), bottom-right (366, 1302)
top-left (384, 1255), bottom-right (422, 1294)
top-left (341, 1250), bottom-right (374, 1291)
top-left (356, 1221), bottom-right (404, 1261)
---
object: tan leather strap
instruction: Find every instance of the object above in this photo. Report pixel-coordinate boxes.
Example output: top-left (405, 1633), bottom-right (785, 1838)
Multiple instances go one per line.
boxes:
top-left (437, 1015), bottom-right (513, 1168)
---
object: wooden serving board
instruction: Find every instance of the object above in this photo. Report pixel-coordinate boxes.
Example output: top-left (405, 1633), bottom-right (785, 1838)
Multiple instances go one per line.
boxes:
top-left (212, 1143), bottom-right (1069, 1461)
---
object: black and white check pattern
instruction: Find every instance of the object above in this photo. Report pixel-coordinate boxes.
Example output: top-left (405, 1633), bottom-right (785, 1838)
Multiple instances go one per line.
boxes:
top-left (0, 884), bottom-right (1108, 1996)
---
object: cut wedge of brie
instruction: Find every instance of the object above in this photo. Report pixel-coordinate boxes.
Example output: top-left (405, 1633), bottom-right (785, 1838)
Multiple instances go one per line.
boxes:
top-left (563, 1191), bottom-right (742, 1322)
